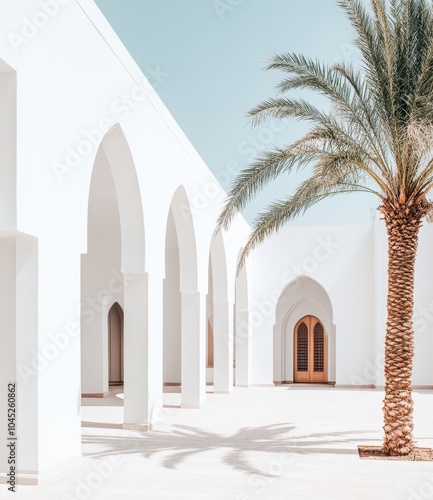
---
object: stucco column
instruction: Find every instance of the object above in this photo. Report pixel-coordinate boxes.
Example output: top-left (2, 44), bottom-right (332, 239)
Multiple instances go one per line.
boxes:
top-left (213, 300), bottom-right (234, 393)
top-left (181, 291), bottom-right (206, 408)
top-left (80, 255), bottom-right (110, 397)
top-left (100, 297), bottom-right (109, 393)
top-left (0, 233), bottom-right (38, 483)
top-left (123, 272), bottom-right (163, 430)
top-left (81, 296), bottom-right (109, 396)
top-left (235, 308), bottom-right (251, 387)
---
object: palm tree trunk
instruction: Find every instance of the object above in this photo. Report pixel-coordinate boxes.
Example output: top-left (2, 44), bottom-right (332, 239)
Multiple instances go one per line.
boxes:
top-left (380, 200), bottom-right (428, 456)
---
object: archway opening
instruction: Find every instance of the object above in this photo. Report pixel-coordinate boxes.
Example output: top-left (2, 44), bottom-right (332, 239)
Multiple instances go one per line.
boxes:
top-left (163, 207), bottom-right (181, 388)
top-left (108, 302), bottom-right (124, 386)
top-left (273, 276), bottom-right (335, 385)
top-left (208, 231), bottom-right (233, 393)
top-left (162, 186), bottom-right (203, 407)
top-left (81, 124), bottom-right (146, 402)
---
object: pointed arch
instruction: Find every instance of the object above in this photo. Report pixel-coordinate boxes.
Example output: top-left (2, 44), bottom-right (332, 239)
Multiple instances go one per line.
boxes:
top-left (81, 123), bottom-right (146, 400)
top-left (163, 185), bottom-right (204, 407)
top-left (273, 275), bottom-right (335, 384)
top-left (86, 123), bottom-right (145, 272)
top-left (210, 230), bottom-right (228, 303)
top-left (168, 185), bottom-right (198, 293)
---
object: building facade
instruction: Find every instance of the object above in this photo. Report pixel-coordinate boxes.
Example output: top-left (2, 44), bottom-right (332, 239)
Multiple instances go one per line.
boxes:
top-left (0, 0), bottom-right (432, 485)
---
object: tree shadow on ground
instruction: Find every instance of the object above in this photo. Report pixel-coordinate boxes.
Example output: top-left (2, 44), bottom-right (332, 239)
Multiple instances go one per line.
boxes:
top-left (82, 424), bottom-right (376, 476)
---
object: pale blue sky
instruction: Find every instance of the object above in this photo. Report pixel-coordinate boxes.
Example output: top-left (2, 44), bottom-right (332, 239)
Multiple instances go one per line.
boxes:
top-left (95, 0), bottom-right (376, 225)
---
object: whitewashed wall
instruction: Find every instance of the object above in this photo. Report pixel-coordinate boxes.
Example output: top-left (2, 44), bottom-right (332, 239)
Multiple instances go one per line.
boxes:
top-left (251, 219), bottom-right (433, 389)
top-left (0, 0), bottom-right (249, 481)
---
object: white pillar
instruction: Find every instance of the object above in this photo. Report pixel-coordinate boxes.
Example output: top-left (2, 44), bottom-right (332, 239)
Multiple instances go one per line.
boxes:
top-left (235, 308), bottom-right (251, 387)
top-left (123, 271), bottom-right (148, 428)
top-left (123, 272), bottom-right (164, 430)
top-left (122, 272), bottom-right (146, 428)
top-left (0, 233), bottom-right (38, 483)
top-left (101, 297), bottom-right (109, 393)
top-left (80, 253), bottom-right (111, 397)
top-left (181, 291), bottom-right (206, 408)
top-left (80, 268), bottom-right (110, 397)
top-left (213, 301), bottom-right (233, 393)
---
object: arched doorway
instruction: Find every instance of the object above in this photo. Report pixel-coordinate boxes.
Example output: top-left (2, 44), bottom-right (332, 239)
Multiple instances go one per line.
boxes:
top-left (273, 276), bottom-right (335, 385)
top-left (108, 302), bottom-right (124, 386)
top-left (294, 315), bottom-right (327, 383)
top-left (81, 124), bottom-right (154, 430)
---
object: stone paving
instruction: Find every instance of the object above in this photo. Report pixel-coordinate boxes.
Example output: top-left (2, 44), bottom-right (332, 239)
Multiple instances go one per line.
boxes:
top-left (1, 386), bottom-right (433, 499)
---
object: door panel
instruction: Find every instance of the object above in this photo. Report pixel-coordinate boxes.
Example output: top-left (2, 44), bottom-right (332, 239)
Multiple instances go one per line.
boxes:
top-left (295, 321), bottom-right (310, 382)
top-left (294, 316), bottom-right (327, 383)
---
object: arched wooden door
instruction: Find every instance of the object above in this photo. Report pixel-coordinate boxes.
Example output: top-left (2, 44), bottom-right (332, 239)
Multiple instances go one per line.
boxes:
top-left (294, 316), bottom-right (327, 383)
top-left (108, 302), bottom-right (124, 386)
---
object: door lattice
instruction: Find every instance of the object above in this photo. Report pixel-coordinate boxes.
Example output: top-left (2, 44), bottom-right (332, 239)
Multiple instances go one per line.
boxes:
top-left (296, 322), bottom-right (309, 372)
top-left (313, 322), bottom-right (324, 372)
top-left (294, 316), bottom-right (327, 383)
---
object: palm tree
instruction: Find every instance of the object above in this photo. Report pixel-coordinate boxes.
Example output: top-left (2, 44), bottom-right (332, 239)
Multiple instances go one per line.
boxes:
top-left (218, 0), bottom-right (433, 456)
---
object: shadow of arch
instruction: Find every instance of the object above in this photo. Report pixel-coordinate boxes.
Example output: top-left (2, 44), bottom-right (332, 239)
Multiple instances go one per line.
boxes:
top-left (273, 275), bottom-right (335, 384)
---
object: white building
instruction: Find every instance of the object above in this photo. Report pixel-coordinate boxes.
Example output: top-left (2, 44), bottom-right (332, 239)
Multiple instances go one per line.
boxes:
top-left (0, 0), bottom-right (432, 485)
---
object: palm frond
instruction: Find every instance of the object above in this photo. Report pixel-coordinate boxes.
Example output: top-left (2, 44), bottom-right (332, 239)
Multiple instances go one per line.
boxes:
top-left (219, 0), bottom-right (433, 267)
top-left (247, 97), bottom-right (328, 127)
top-left (237, 178), bottom-right (374, 272)
top-left (268, 53), bottom-right (390, 173)
top-left (216, 147), bottom-right (298, 230)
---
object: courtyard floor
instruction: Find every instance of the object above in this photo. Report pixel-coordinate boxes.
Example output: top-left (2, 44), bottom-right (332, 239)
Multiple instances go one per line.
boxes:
top-left (2, 386), bottom-right (433, 499)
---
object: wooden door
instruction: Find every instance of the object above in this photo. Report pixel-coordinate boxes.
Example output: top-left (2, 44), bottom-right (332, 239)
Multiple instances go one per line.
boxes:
top-left (294, 316), bottom-right (327, 383)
